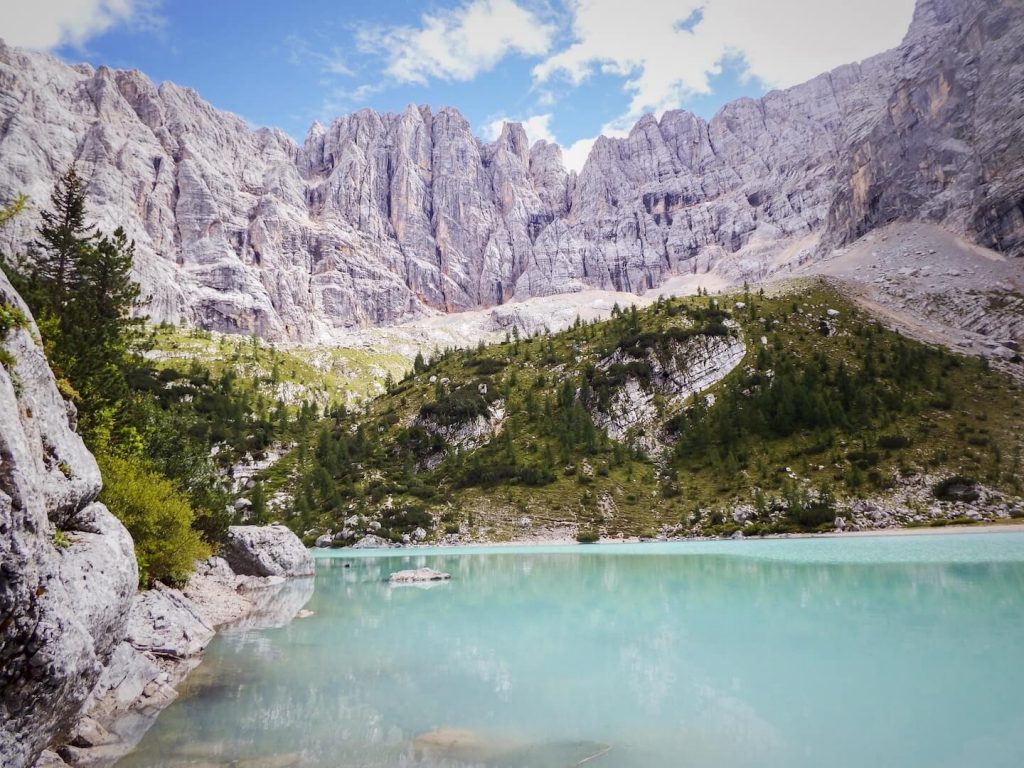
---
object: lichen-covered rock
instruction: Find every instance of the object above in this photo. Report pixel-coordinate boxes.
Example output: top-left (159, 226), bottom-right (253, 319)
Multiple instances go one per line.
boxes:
top-left (0, 0), bottom-right (1019, 340)
top-left (0, 272), bottom-right (137, 768)
top-left (223, 524), bottom-right (315, 577)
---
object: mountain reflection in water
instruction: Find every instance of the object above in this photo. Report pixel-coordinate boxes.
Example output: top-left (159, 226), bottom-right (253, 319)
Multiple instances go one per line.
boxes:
top-left (118, 534), bottom-right (1024, 768)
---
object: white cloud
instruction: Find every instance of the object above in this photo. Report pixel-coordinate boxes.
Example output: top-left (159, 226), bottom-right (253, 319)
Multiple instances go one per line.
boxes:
top-left (561, 136), bottom-right (596, 173)
top-left (536, 0), bottom-right (916, 123)
top-left (360, 0), bottom-right (556, 84)
top-left (4, 0), bottom-right (161, 50)
top-left (483, 113), bottom-right (556, 145)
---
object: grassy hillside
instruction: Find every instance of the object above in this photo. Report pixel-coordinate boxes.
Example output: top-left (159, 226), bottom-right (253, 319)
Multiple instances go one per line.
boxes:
top-left (149, 325), bottom-right (410, 407)
top-left (265, 280), bottom-right (1023, 543)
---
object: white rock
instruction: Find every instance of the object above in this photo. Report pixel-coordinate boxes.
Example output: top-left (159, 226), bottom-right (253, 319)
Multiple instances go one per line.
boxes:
top-left (388, 568), bottom-right (451, 583)
top-left (352, 534), bottom-right (391, 549)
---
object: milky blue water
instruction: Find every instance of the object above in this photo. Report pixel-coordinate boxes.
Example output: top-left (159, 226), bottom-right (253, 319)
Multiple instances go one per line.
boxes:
top-left (119, 532), bottom-right (1024, 768)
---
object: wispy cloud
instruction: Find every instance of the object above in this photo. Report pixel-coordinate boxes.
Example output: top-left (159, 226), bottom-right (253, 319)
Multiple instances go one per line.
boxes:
top-left (359, 0), bottom-right (556, 84)
top-left (5, 0), bottom-right (165, 51)
top-left (284, 34), bottom-right (352, 77)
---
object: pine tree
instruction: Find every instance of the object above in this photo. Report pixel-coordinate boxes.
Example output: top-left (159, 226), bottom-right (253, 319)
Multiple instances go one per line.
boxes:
top-left (35, 164), bottom-right (96, 311)
top-left (250, 481), bottom-right (268, 523)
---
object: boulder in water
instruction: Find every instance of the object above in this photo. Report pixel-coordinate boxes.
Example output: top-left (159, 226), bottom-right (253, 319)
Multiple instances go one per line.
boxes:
top-left (389, 568), bottom-right (450, 584)
top-left (223, 524), bottom-right (315, 577)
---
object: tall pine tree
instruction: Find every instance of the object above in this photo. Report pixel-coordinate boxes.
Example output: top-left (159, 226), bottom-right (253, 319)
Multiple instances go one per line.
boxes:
top-left (3, 165), bottom-right (146, 444)
top-left (34, 164), bottom-right (96, 310)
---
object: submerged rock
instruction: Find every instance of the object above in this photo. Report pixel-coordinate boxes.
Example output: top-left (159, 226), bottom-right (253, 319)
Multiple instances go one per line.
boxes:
top-left (389, 568), bottom-right (451, 584)
top-left (223, 524), bottom-right (315, 577)
top-left (411, 728), bottom-right (611, 767)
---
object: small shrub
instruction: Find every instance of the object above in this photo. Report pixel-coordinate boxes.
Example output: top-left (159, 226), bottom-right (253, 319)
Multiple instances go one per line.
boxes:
top-left (0, 302), bottom-right (29, 337)
top-left (98, 454), bottom-right (211, 587)
top-left (846, 450), bottom-right (879, 469)
top-left (468, 357), bottom-right (506, 375)
top-left (419, 380), bottom-right (496, 427)
top-left (576, 527), bottom-right (600, 544)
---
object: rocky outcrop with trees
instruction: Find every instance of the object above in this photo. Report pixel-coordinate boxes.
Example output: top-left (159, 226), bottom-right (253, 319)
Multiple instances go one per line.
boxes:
top-left (0, 262), bottom-right (137, 766)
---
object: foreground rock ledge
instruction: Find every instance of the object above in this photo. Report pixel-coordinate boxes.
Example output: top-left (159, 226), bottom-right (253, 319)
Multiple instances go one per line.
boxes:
top-left (41, 550), bottom-right (315, 768)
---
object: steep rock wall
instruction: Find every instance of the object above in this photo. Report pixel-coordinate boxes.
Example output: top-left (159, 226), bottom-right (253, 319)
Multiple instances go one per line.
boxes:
top-left (0, 272), bottom-right (137, 768)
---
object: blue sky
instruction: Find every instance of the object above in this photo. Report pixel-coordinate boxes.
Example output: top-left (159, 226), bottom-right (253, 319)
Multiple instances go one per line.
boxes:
top-left (9, 0), bottom-right (916, 170)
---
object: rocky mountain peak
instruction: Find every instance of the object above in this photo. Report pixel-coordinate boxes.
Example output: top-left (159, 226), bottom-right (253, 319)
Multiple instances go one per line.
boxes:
top-left (0, 0), bottom-right (1020, 341)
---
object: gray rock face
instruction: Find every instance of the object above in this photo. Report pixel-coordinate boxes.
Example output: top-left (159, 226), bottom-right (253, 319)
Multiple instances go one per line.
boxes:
top-left (124, 584), bottom-right (215, 660)
top-left (823, 0), bottom-right (1024, 258)
top-left (591, 332), bottom-right (746, 451)
top-left (223, 524), bottom-right (315, 576)
top-left (0, 272), bottom-right (137, 768)
top-left (0, 0), bottom-right (1019, 341)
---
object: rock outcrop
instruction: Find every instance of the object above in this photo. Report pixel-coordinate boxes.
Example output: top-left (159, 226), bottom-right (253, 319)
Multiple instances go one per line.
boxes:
top-left (591, 332), bottom-right (746, 452)
top-left (0, 272), bottom-right (137, 767)
top-left (0, 0), bottom-right (1019, 341)
top-left (223, 524), bottom-right (315, 577)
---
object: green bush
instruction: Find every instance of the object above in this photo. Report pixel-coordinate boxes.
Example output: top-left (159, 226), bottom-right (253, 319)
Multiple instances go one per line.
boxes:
top-left (576, 527), bottom-right (600, 543)
top-left (419, 380), bottom-right (497, 427)
top-left (932, 475), bottom-right (980, 502)
top-left (99, 454), bottom-right (211, 587)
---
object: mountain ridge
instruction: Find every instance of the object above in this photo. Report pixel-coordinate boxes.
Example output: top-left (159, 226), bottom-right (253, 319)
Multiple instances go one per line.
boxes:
top-left (0, 0), bottom-right (1021, 340)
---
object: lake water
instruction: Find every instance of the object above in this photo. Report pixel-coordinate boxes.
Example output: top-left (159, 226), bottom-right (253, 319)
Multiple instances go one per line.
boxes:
top-left (119, 532), bottom-right (1024, 768)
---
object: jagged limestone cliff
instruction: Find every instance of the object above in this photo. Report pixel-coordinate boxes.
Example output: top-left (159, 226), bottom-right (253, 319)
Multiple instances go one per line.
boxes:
top-left (0, 0), bottom-right (1020, 341)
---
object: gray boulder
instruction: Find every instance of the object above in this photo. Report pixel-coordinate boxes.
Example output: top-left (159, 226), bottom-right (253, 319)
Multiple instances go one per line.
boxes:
top-left (352, 534), bottom-right (391, 549)
top-left (223, 524), bottom-right (315, 577)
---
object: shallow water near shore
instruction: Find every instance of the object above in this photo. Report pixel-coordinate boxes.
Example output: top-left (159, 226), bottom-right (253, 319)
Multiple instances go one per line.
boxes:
top-left (118, 532), bottom-right (1024, 767)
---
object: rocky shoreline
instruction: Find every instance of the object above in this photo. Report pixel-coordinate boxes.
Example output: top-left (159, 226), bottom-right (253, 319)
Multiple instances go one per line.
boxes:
top-left (35, 527), bottom-right (315, 768)
top-left (313, 472), bottom-right (1024, 550)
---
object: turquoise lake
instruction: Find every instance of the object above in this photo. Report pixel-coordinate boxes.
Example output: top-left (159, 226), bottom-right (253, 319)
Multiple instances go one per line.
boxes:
top-left (119, 532), bottom-right (1024, 767)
